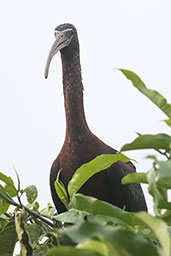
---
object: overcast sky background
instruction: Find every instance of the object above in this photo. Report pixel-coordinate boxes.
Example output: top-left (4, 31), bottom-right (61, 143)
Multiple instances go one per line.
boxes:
top-left (1, 0), bottom-right (171, 217)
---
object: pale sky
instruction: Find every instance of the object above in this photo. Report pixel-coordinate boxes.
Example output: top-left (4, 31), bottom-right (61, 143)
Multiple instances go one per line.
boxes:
top-left (1, 0), bottom-right (171, 215)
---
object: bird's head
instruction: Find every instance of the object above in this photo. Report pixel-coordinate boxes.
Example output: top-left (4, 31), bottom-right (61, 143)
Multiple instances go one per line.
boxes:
top-left (44, 23), bottom-right (78, 79)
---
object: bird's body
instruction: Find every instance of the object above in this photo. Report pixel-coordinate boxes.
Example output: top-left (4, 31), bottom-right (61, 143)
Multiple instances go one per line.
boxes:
top-left (45, 23), bottom-right (147, 213)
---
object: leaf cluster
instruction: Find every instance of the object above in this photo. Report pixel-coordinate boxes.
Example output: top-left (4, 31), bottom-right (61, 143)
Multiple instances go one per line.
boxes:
top-left (0, 70), bottom-right (171, 255)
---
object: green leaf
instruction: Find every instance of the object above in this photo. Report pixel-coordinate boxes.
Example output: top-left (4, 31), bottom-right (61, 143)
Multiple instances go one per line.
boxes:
top-left (0, 215), bottom-right (9, 230)
top-left (32, 244), bottom-right (49, 256)
top-left (0, 172), bottom-right (14, 185)
top-left (54, 170), bottom-right (69, 209)
top-left (53, 208), bottom-right (127, 227)
top-left (53, 209), bottom-right (87, 224)
top-left (0, 172), bottom-right (17, 197)
top-left (120, 69), bottom-right (171, 119)
top-left (15, 169), bottom-right (21, 193)
top-left (147, 168), bottom-right (171, 212)
top-left (15, 210), bottom-right (33, 256)
top-left (5, 184), bottom-right (17, 197)
top-left (87, 214), bottom-right (126, 226)
top-left (24, 185), bottom-right (38, 204)
top-left (77, 239), bottom-right (109, 256)
top-left (0, 221), bottom-right (18, 256)
top-left (155, 160), bottom-right (171, 189)
top-left (146, 161), bottom-right (171, 212)
top-left (145, 155), bottom-right (157, 161)
top-left (28, 221), bottom-right (52, 247)
top-left (136, 212), bottom-right (171, 256)
top-left (163, 119), bottom-right (171, 127)
top-left (0, 198), bottom-right (9, 215)
top-left (46, 247), bottom-right (102, 256)
top-left (33, 201), bottom-right (40, 212)
top-left (26, 223), bottom-right (52, 249)
top-left (121, 133), bottom-right (171, 152)
top-left (68, 154), bottom-right (130, 197)
top-left (161, 210), bottom-right (171, 226)
top-left (60, 222), bottom-right (160, 256)
top-left (122, 172), bottom-right (148, 185)
top-left (69, 193), bottom-right (141, 227)
top-left (40, 203), bottom-right (56, 219)
top-left (27, 223), bottom-right (41, 248)
top-left (0, 185), bottom-right (11, 214)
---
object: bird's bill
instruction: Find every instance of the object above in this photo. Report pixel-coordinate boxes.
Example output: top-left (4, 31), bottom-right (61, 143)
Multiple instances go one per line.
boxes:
top-left (44, 30), bottom-right (72, 79)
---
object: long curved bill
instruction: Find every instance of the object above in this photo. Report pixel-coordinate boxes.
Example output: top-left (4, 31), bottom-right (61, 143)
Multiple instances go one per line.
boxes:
top-left (44, 38), bottom-right (65, 78)
top-left (44, 39), bottom-right (60, 79)
top-left (44, 29), bottom-right (73, 79)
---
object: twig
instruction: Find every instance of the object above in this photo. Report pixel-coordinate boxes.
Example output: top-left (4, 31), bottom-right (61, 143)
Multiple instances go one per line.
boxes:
top-left (155, 149), bottom-right (169, 160)
top-left (4, 213), bottom-right (11, 218)
top-left (0, 193), bottom-right (54, 228)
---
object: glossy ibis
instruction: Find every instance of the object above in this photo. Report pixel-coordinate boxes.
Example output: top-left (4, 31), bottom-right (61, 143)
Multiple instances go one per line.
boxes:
top-left (45, 23), bottom-right (147, 213)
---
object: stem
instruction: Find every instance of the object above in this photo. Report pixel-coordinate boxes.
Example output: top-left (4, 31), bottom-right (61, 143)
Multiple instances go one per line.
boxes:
top-left (0, 193), bottom-right (54, 228)
top-left (24, 206), bottom-right (54, 227)
top-left (4, 213), bottom-right (11, 218)
top-left (14, 168), bottom-right (23, 207)
top-left (155, 149), bottom-right (169, 159)
top-left (17, 193), bottom-right (23, 208)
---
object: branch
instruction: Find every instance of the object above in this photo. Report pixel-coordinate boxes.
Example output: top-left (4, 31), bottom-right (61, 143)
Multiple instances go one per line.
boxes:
top-left (0, 193), bottom-right (54, 228)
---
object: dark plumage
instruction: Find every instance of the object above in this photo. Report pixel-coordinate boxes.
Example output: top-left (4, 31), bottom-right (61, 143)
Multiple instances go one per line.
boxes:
top-left (45, 23), bottom-right (147, 213)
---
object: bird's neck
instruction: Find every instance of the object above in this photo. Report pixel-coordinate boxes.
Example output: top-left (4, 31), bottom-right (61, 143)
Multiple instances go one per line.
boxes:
top-left (61, 52), bottom-right (90, 143)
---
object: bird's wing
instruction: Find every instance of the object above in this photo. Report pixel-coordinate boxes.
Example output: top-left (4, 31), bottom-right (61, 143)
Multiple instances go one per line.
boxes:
top-left (106, 161), bottom-right (147, 212)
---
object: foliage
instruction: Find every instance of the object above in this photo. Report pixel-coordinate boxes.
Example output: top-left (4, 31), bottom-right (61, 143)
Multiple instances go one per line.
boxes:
top-left (0, 70), bottom-right (171, 255)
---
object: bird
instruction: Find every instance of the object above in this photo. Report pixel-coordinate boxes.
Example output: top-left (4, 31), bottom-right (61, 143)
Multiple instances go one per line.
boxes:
top-left (44, 23), bottom-right (147, 214)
